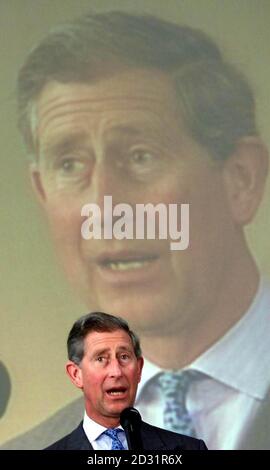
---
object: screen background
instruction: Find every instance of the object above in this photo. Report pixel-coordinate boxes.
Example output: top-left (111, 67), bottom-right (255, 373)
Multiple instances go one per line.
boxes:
top-left (1, 0), bottom-right (269, 444)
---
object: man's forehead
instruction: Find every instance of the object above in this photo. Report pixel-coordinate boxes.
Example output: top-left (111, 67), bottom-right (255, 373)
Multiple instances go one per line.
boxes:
top-left (31, 69), bottom-right (184, 153)
top-left (36, 68), bottom-right (179, 117)
top-left (85, 329), bottom-right (133, 349)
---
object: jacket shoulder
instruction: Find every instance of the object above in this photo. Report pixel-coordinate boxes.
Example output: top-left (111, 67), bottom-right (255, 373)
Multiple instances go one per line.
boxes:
top-left (141, 421), bottom-right (207, 450)
top-left (0, 397), bottom-right (84, 450)
top-left (45, 422), bottom-right (91, 450)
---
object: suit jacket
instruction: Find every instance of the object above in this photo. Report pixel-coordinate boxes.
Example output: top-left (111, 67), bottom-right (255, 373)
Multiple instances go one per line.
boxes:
top-left (45, 420), bottom-right (207, 450)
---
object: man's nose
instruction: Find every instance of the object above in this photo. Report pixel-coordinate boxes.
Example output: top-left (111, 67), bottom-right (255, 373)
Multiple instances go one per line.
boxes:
top-left (88, 161), bottom-right (127, 209)
top-left (108, 358), bottom-right (123, 378)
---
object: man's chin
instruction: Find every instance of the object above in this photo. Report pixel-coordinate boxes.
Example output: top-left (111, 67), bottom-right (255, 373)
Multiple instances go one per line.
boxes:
top-left (104, 400), bottom-right (132, 417)
top-left (98, 298), bottom-right (161, 328)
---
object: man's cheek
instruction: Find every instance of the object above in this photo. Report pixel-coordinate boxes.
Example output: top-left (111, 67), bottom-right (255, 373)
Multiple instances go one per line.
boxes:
top-left (46, 202), bottom-right (82, 244)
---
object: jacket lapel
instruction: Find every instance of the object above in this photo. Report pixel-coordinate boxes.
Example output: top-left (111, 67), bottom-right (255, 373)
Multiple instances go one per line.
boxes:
top-left (67, 422), bottom-right (93, 450)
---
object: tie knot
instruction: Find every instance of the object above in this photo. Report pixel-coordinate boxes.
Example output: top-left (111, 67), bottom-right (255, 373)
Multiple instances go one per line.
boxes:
top-left (104, 428), bottom-right (122, 439)
top-left (158, 369), bottom-right (200, 396)
top-left (103, 428), bottom-right (125, 450)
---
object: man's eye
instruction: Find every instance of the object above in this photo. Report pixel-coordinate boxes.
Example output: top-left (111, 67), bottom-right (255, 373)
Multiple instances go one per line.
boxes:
top-left (130, 149), bottom-right (154, 165)
top-left (120, 353), bottom-right (130, 361)
top-left (95, 356), bottom-right (108, 366)
top-left (59, 157), bottom-right (86, 173)
top-left (125, 148), bottom-right (163, 179)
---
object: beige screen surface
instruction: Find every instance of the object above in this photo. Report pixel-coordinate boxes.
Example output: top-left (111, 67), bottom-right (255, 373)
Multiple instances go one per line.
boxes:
top-left (0, 0), bottom-right (269, 447)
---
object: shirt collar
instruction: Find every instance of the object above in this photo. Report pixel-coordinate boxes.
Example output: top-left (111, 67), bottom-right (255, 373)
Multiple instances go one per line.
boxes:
top-left (83, 412), bottom-right (124, 444)
top-left (192, 278), bottom-right (270, 399)
top-left (137, 278), bottom-right (270, 401)
top-left (138, 358), bottom-right (162, 394)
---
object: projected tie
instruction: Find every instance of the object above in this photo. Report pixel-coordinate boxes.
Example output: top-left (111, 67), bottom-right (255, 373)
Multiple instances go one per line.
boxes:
top-left (103, 428), bottom-right (125, 450)
top-left (158, 370), bottom-right (198, 437)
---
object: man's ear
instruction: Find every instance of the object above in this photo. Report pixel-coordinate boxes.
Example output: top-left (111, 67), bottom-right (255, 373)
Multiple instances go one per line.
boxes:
top-left (222, 137), bottom-right (269, 225)
top-left (66, 361), bottom-right (83, 390)
top-left (30, 162), bottom-right (47, 205)
top-left (137, 357), bottom-right (144, 383)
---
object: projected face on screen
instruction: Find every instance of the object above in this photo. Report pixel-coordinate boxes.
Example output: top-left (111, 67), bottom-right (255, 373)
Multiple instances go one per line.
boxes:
top-left (30, 68), bottom-right (243, 340)
top-left (3, 6), bottom-right (268, 451)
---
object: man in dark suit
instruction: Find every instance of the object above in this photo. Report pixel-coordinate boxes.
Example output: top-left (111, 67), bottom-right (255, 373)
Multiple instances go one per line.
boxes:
top-left (46, 311), bottom-right (207, 450)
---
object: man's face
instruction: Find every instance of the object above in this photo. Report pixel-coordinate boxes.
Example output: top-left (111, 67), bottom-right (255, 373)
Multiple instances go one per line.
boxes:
top-left (32, 69), bottom-right (236, 338)
top-left (68, 329), bottom-right (143, 426)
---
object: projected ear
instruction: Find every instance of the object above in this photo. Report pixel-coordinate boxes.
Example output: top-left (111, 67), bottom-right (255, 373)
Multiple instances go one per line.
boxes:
top-left (223, 137), bottom-right (268, 225)
top-left (30, 162), bottom-right (47, 204)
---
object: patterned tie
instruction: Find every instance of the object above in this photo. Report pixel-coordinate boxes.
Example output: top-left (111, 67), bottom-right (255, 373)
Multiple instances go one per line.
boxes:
top-left (158, 370), bottom-right (199, 437)
top-left (103, 428), bottom-right (125, 450)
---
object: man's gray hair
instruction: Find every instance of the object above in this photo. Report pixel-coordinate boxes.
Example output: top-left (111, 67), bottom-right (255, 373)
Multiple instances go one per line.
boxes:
top-left (67, 311), bottom-right (142, 365)
top-left (18, 10), bottom-right (257, 161)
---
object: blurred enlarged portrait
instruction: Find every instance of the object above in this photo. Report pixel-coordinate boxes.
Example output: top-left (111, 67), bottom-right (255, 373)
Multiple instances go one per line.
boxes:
top-left (1, 0), bottom-right (270, 450)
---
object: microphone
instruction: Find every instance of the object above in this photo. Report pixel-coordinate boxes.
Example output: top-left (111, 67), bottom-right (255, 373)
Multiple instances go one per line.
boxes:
top-left (120, 407), bottom-right (143, 450)
top-left (0, 361), bottom-right (11, 418)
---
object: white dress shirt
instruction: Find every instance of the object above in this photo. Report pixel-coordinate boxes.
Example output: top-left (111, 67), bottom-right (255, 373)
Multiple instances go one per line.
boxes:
top-left (83, 413), bottom-right (128, 450)
top-left (136, 278), bottom-right (270, 449)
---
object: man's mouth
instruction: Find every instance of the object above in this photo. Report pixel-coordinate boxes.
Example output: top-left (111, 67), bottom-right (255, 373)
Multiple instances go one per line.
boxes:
top-left (92, 249), bottom-right (162, 285)
top-left (103, 259), bottom-right (155, 271)
top-left (106, 387), bottom-right (127, 397)
top-left (96, 251), bottom-right (159, 272)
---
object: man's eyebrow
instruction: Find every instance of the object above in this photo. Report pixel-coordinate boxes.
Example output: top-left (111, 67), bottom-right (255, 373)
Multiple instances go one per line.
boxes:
top-left (91, 347), bottom-right (110, 357)
top-left (104, 125), bottom-right (165, 149)
top-left (91, 345), bottom-right (133, 357)
top-left (40, 123), bottom-right (162, 158)
top-left (117, 345), bottom-right (134, 352)
top-left (41, 132), bottom-right (89, 156)
top-left (107, 124), bottom-right (159, 139)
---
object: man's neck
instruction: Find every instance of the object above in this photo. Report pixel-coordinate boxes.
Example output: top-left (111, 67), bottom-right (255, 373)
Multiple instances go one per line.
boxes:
top-left (84, 409), bottom-right (121, 429)
top-left (140, 246), bottom-right (260, 369)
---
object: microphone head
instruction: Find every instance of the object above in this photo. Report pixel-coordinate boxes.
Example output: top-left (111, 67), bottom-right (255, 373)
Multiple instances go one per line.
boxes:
top-left (120, 407), bottom-right (142, 429)
top-left (0, 361), bottom-right (11, 418)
